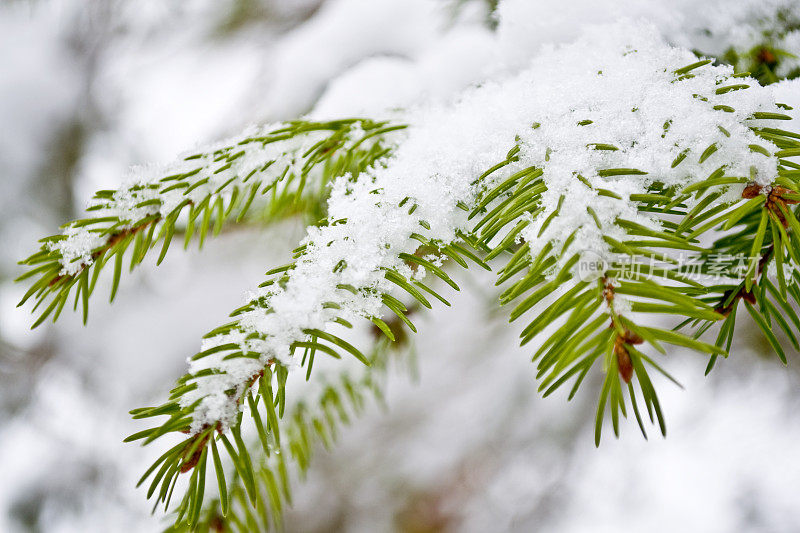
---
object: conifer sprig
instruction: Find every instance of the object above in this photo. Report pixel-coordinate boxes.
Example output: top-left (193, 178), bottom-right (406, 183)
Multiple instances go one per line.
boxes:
top-left (16, 119), bottom-right (405, 328)
top-left (465, 61), bottom-right (800, 444)
top-left (16, 35), bottom-right (800, 531)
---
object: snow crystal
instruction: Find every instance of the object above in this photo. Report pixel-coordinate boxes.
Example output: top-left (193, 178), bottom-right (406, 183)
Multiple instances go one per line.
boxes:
top-left (181, 21), bottom-right (791, 430)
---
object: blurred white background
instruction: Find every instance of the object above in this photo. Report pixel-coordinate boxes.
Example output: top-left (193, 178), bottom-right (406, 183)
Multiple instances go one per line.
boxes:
top-left (2, 0), bottom-right (800, 531)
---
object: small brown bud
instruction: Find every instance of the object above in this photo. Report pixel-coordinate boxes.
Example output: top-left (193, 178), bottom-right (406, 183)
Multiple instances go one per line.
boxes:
top-left (180, 449), bottom-right (203, 473)
top-left (615, 344), bottom-right (634, 383)
top-left (742, 183), bottom-right (763, 199)
top-left (613, 330), bottom-right (638, 383)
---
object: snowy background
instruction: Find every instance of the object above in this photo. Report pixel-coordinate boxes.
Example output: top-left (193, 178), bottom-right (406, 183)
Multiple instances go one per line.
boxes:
top-left (2, 0), bottom-right (800, 531)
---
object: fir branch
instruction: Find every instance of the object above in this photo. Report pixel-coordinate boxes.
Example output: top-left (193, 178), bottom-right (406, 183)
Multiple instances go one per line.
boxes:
top-left (163, 319), bottom-right (414, 532)
top-left (115, 55), bottom-right (800, 527)
top-left (16, 119), bottom-right (405, 327)
top-left (18, 29), bottom-right (800, 530)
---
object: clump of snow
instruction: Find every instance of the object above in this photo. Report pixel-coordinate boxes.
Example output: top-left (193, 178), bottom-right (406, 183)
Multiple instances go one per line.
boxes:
top-left (181, 21), bottom-right (790, 430)
top-left (48, 227), bottom-right (106, 276)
